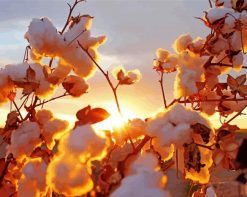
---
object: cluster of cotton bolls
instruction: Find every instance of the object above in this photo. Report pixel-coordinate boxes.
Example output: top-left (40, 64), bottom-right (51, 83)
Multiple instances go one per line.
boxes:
top-left (112, 66), bottom-right (142, 85)
top-left (146, 104), bottom-right (214, 184)
top-left (110, 153), bottom-right (171, 197)
top-left (25, 16), bottom-right (106, 78)
top-left (153, 48), bottom-right (178, 73)
top-left (36, 109), bottom-right (69, 149)
top-left (7, 121), bottom-right (42, 161)
top-left (47, 124), bottom-right (108, 196)
top-left (0, 62), bottom-right (55, 104)
top-left (172, 34), bottom-right (207, 97)
top-left (146, 104), bottom-right (213, 147)
top-left (204, 1), bottom-right (247, 71)
top-left (17, 158), bottom-right (49, 197)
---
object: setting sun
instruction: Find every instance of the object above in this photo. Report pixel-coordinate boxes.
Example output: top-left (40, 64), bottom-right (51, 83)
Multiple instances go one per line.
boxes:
top-left (93, 102), bottom-right (138, 131)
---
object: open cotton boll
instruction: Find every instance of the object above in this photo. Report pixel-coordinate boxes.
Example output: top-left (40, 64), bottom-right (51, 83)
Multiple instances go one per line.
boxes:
top-left (48, 60), bottom-right (72, 85)
top-left (8, 121), bottom-right (41, 159)
top-left (205, 7), bottom-right (234, 24)
top-left (63, 16), bottom-right (93, 45)
top-left (25, 16), bottom-right (106, 79)
top-left (47, 154), bottom-right (93, 196)
top-left (125, 69), bottom-right (142, 84)
top-left (36, 109), bottom-right (53, 125)
top-left (35, 79), bottom-right (55, 99)
top-left (64, 124), bottom-right (107, 161)
top-left (42, 119), bottom-right (69, 149)
top-left (188, 37), bottom-right (205, 54)
top-left (173, 34), bottom-right (192, 53)
top-left (18, 158), bottom-right (48, 197)
top-left (156, 48), bottom-right (169, 62)
top-left (110, 153), bottom-right (171, 197)
top-left (4, 63), bottom-right (43, 81)
top-left (25, 17), bottom-right (63, 56)
top-left (147, 104), bottom-right (212, 147)
top-left (62, 75), bottom-right (89, 97)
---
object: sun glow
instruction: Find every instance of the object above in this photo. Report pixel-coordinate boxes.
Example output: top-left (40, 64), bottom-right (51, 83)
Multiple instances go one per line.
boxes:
top-left (93, 103), bottom-right (138, 132)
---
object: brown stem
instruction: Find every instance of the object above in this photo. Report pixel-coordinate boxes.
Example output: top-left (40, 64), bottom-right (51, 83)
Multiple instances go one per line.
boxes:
top-left (209, 63), bottom-right (247, 69)
top-left (13, 101), bottom-right (24, 121)
top-left (77, 41), bottom-right (122, 114)
top-left (179, 97), bottom-right (247, 103)
top-left (226, 105), bottom-right (247, 124)
top-left (159, 72), bottom-right (167, 108)
top-left (35, 93), bottom-right (69, 107)
top-left (208, 0), bottom-right (212, 8)
top-left (60, 0), bottom-right (85, 34)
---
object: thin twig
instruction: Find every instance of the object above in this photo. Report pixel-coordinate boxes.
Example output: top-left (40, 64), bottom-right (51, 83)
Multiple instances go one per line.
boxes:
top-left (35, 93), bottom-right (69, 107)
top-left (13, 101), bottom-right (24, 121)
top-left (159, 72), bottom-right (167, 108)
top-left (77, 41), bottom-right (122, 114)
top-left (226, 105), bottom-right (247, 124)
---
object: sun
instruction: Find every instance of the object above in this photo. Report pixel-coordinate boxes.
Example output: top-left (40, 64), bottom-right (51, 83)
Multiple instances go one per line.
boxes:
top-left (93, 103), bottom-right (137, 132)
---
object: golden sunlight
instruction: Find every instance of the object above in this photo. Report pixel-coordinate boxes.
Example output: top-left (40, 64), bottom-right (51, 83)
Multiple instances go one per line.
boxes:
top-left (93, 102), bottom-right (138, 132)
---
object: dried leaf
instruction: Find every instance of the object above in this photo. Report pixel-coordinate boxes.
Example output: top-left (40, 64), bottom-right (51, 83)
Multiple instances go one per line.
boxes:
top-left (227, 75), bottom-right (238, 91)
top-left (184, 143), bottom-right (205, 173)
top-left (87, 108), bottom-right (110, 124)
top-left (191, 123), bottom-right (211, 144)
top-left (117, 69), bottom-right (125, 81)
top-left (239, 85), bottom-right (247, 96)
top-left (75, 106), bottom-right (110, 126)
top-left (236, 74), bottom-right (246, 85)
top-left (76, 105), bottom-right (91, 121)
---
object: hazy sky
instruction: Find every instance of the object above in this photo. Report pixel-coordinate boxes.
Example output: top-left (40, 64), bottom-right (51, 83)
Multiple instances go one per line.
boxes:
top-left (0, 0), bottom-right (245, 128)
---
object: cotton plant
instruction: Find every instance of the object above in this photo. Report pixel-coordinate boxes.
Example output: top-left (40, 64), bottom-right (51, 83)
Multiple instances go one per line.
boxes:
top-left (0, 0), bottom-right (246, 197)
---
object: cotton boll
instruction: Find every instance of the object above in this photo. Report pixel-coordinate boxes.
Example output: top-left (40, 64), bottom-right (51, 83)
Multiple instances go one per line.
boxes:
top-left (173, 34), bottom-right (192, 53)
top-left (63, 75), bottom-right (89, 97)
top-left (205, 186), bottom-right (217, 197)
top-left (126, 69), bottom-right (142, 84)
top-left (36, 109), bottom-right (53, 125)
top-left (205, 7), bottom-right (234, 24)
top-left (25, 17), bottom-right (63, 56)
top-left (156, 48), bottom-right (169, 62)
top-left (25, 17), bottom-right (106, 79)
top-left (18, 158), bottom-right (48, 197)
top-left (110, 153), bottom-right (171, 197)
top-left (47, 155), bottom-right (93, 196)
top-left (8, 121), bottom-right (42, 159)
top-left (112, 66), bottom-right (126, 81)
top-left (48, 60), bottom-right (72, 85)
top-left (64, 124), bottom-right (107, 162)
top-left (35, 79), bottom-right (55, 99)
top-left (147, 104), bottom-right (212, 148)
top-left (229, 31), bottom-right (242, 52)
top-left (42, 119), bottom-right (69, 149)
top-left (63, 16), bottom-right (93, 46)
top-left (188, 37), bottom-right (205, 54)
